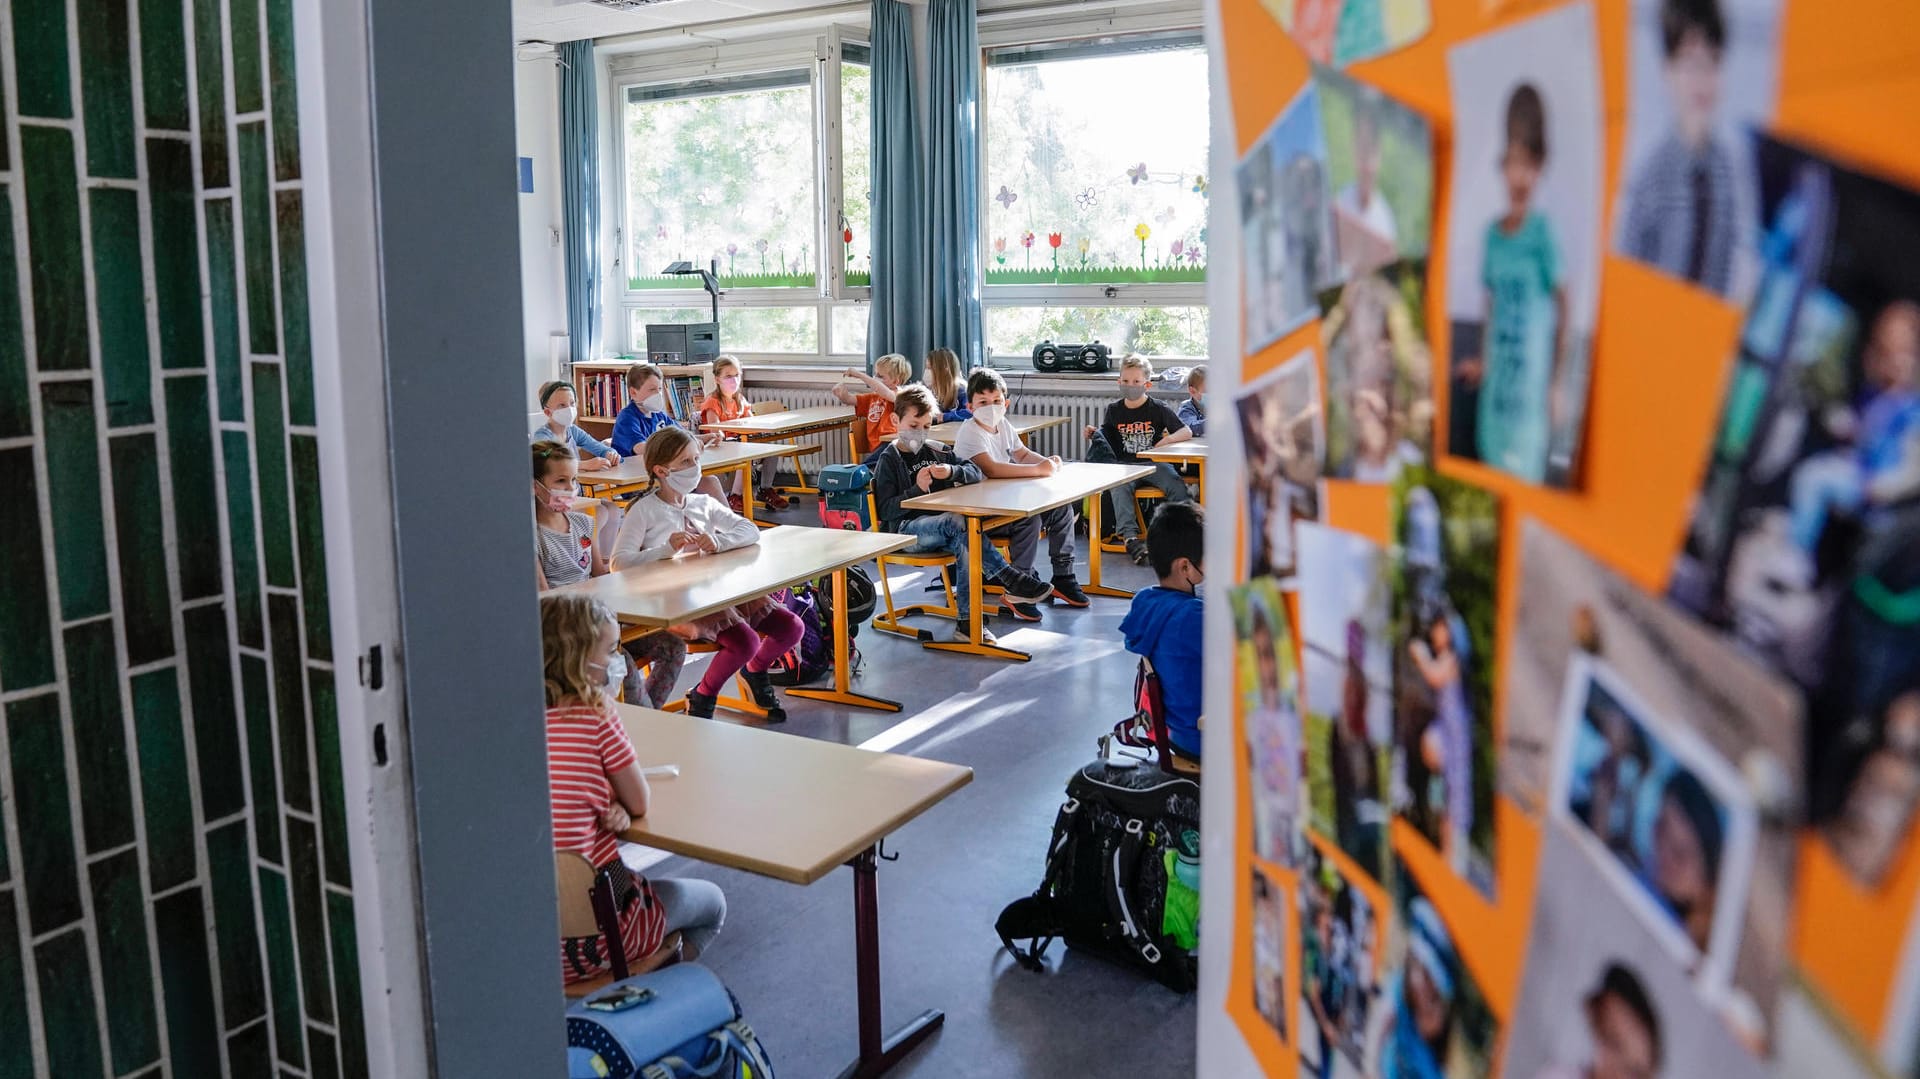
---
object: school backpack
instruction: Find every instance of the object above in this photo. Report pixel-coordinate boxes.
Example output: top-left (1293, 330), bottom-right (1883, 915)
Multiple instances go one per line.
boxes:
top-left (817, 463), bottom-right (873, 531)
top-left (762, 569), bottom-right (871, 687)
top-left (565, 963), bottom-right (777, 1079)
top-left (995, 758), bottom-right (1202, 992)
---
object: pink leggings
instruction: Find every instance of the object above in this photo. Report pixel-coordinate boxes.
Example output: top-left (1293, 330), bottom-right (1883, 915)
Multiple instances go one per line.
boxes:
top-left (696, 605), bottom-right (806, 696)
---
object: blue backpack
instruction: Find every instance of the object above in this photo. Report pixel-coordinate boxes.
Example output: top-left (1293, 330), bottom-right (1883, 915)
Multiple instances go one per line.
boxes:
top-left (566, 964), bottom-right (776, 1079)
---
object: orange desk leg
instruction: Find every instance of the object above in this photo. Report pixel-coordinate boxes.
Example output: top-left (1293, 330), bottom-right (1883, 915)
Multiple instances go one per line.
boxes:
top-left (788, 567), bottom-right (904, 712)
top-left (1084, 484), bottom-right (1133, 599)
top-left (924, 514), bottom-right (1030, 663)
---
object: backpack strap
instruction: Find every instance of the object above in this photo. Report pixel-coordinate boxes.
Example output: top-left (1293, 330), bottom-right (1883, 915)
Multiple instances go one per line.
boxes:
top-left (1101, 817), bottom-right (1162, 966)
top-left (998, 797), bottom-right (1080, 971)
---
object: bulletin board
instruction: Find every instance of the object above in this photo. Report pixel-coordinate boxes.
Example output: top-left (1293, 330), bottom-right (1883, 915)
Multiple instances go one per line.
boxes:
top-left (1198, 1), bottom-right (1920, 1075)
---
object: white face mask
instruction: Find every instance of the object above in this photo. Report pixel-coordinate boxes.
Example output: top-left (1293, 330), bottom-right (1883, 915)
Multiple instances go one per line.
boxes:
top-left (975, 403), bottom-right (1006, 427)
top-left (641, 393), bottom-right (667, 413)
top-left (662, 464), bottom-right (702, 495)
top-left (895, 428), bottom-right (929, 453)
top-left (550, 405), bottom-right (577, 427)
top-left (590, 650), bottom-right (628, 695)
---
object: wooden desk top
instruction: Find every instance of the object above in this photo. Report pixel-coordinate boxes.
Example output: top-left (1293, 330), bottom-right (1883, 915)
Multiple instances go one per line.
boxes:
top-left (1138, 438), bottom-right (1208, 463)
top-left (900, 461), bottom-right (1155, 518)
top-left (553, 524), bottom-right (914, 626)
top-left (574, 441), bottom-right (799, 491)
top-left (615, 705), bottom-right (972, 885)
top-left (702, 405), bottom-right (856, 436)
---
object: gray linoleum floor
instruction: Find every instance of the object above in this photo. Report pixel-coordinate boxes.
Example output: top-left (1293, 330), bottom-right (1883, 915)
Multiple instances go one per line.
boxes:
top-left (620, 501), bottom-right (1199, 1079)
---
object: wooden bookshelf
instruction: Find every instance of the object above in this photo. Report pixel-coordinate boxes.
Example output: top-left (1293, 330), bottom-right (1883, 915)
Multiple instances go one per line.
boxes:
top-left (569, 360), bottom-right (713, 440)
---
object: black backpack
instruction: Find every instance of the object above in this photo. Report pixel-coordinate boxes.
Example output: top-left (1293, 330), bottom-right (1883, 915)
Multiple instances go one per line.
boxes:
top-left (995, 759), bottom-right (1202, 992)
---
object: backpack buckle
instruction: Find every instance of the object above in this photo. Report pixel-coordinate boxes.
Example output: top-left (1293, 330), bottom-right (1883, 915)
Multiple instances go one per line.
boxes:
top-left (1140, 942), bottom-right (1161, 964)
top-left (1125, 818), bottom-right (1144, 836)
top-left (1063, 797), bottom-right (1080, 815)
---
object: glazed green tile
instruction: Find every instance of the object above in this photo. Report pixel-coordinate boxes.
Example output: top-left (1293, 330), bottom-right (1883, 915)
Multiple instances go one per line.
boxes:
top-left (110, 435), bottom-right (177, 666)
top-left (231, 0), bottom-right (263, 115)
top-left (13, 0), bottom-right (74, 118)
top-left (41, 382), bottom-right (109, 620)
top-left (133, 668), bottom-right (195, 891)
top-left (34, 929), bottom-right (104, 1078)
top-left (148, 140), bottom-right (206, 371)
top-left (286, 817), bottom-right (330, 1023)
top-left (0, 897), bottom-right (32, 1078)
top-left (238, 124), bottom-right (278, 355)
top-left (307, 1027), bottom-right (339, 1079)
top-left (252, 362), bottom-right (294, 588)
top-left (205, 199), bottom-right (243, 420)
top-left (7, 692), bottom-right (81, 934)
top-left (184, 603), bottom-right (246, 819)
top-left (0, 449), bottom-right (55, 689)
top-left (276, 192), bottom-right (313, 424)
top-left (77, 0), bottom-right (136, 177)
top-left (88, 851), bottom-right (160, 1073)
top-left (62, 619), bottom-right (135, 853)
top-left (0, 189), bottom-right (28, 439)
top-left (291, 435), bottom-right (330, 660)
top-left (269, 595), bottom-right (310, 811)
top-left (257, 867), bottom-right (305, 1069)
top-left (222, 430), bottom-right (263, 649)
top-left (266, 0), bottom-right (299, 179)
top-left (22, 127), bottom-right (88, 370)
top-left (165, 378), bottom-right (221, 599)
top-left (311, 669), bottom-right (349, 888)
top-left (328, 890), bottom-right (368, 1079)
top-left (226, 1021), bottom-right (271, 1079)
top-left (154, 888), bottom-right (222, 1079)
top-left (90, 188), bottom-right (152, 427)
top-left (241, 655), bottom-right (281, 862)
top-left (139, 0), bottom-right (191, 131)
top-left (206, 820), bottom-right (265, 1027)
top-left (192, 0), bottom-right (230, 186)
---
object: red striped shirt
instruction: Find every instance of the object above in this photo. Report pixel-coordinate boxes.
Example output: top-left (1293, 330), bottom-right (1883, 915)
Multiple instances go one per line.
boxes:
top-left (547, 701), bottom-right (664, 984)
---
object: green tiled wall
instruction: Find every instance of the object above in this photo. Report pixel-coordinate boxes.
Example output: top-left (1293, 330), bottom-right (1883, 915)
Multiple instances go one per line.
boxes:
top-left (0, 2), bottom-right (365, 1076)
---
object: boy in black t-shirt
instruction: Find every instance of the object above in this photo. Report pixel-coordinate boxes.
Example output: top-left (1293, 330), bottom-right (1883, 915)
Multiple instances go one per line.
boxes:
top-left (1085, 354), bottom-right (1195, 564)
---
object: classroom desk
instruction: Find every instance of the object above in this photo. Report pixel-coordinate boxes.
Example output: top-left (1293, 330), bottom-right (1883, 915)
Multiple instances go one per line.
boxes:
top-left (701, 405), bottom-right (859, 496)
top-left (900, 461), bottom-right (1154, 662)
top-left (615, 705), bottom-right (972, 1078)
top-left (556, 524), bottom-right (914, 712)
top-left (573, 441), bottom-right (799, 525)
top-left (1138, 437), bottom-right (1208, 501)
top-left (884, 414), bottom-right (1069, 447)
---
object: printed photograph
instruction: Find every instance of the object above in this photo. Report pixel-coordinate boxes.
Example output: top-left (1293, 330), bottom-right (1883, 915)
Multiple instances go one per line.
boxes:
top-left (1666, 134), bottom-right (1920, 887)
top-left (1319, 259), bottom-right (1434, 485)
top-left (1504, 832), bottom-right (1768, 1079)
top-left (1315, 69), bottom-right (1433, 279)
top-left (1389, 465), bottom-right (1501, 896)
top-left (1549, 658), bottom-right (1761, 1004)
top-left (1443, 1), bottom-right (1604, 489)
top-left (1296, 841), bottom-right (1382, 1079)
top-left (1614, 0), bottom-right (1782, 301)
top-left (1263, 0), bottom-right (1431, 69)
top-left (1364, 858), bottom-right (1500, 1077)
top-left (1501, 521), bottom-right (1802, 1044)
top-left (1252, 866), bottom-right (1290, 1040)
top-left (1239, 85), bottom-right (1339, 353)
top-left (1233, 577), bottom-right (1305, 867)
top-left (1238, 349), bottom-right (1326, 580)
top-left (1297, 523), bottom-right (1393, 883)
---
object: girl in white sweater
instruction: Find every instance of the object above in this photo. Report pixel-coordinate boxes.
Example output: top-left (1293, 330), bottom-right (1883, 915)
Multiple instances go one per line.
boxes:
top-left (611, 427), bottom-right (803, 721)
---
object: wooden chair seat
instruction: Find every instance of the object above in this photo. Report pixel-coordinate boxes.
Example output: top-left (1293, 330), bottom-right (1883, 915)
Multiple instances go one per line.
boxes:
top-left (1098, 488), bottom-right (1167, 554)
top-left (555, 850), bottom-right (685, 999)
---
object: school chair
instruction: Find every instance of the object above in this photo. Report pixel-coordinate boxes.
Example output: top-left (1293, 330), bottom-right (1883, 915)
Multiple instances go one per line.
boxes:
top-left (1096, 489), bottom-right (1165, 554)
top-left (750, 401), bottom-right (822, 497)
top-left (864, 491), bottom-right (1009, 639)
top-left (618, 626), bottom-right (770, 722)
top-left (554, 851), bottom-right (684, 999)
top-left (1107, 657), bottom-right (1199, 777)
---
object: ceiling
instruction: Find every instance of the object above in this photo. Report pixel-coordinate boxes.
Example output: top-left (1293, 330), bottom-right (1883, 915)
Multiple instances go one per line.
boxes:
top-left (512, 0), bottom-right (854, 44)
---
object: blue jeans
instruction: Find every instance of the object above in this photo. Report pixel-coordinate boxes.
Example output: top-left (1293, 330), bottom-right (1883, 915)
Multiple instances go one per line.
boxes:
top-left (897, 513), bottom-right (1010, 616)
top-left (650, 877), bottom-right (727, 954)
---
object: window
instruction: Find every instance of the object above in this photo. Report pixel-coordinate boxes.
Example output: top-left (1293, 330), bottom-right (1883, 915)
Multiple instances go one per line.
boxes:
top-left (840, 44), bottom-right (872, 290)
top-left (985, 306), bottom-right (1209, 360)
top-left (628, 307), bottom-right (823, 355)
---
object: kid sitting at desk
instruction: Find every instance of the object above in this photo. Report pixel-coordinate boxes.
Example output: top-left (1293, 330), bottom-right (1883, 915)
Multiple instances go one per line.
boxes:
top-left (542, 592), bottom-right (727, 981)
top-left (532, 440), bottom-right (687, 709)
top-left (1179, 365), bottom-right (1208, 436)
top-left (953, 368), bottom-right (1088, 621)
top-left (833, 353), bottom-right (911, 448)
top-left (610, 427), bottom-right (804, 722)
top-left (532, 381), bottom-right (619, 471)
top-left (925, 347), bottom-right (973, 422)
top-left (1119, 501), bottom-right (1205, 765)
top-left (613, 362), bottom-right (728, 501)
top-left (1086, 354), bottom-right (1195, 566)
top-left (695, 354), bottom-right (790, 514)
top-left (871, 384), bottom-right (1053, 643)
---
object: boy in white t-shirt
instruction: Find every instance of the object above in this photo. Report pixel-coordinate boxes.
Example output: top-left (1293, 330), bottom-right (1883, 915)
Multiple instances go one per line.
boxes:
top-left (953, 368), bottom-right (1087, 621)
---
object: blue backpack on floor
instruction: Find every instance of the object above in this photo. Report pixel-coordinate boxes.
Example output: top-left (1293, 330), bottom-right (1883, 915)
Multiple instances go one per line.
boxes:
top-left (566, 964), bottom-right (776, 1079)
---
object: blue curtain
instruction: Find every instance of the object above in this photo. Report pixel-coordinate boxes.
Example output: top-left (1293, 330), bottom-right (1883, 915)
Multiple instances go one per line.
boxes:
top-left (927, 0), bottom-right (984, 370)
top-left (867, 0), bottom-right (927, 369)
top-left (560, 41), bottom-right (600, 363)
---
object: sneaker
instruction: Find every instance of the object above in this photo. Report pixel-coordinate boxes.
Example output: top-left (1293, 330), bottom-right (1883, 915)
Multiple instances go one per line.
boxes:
top-left (1126, 538), bottom-right (1151, 566)
top-left (1006, 601), bottom-right (1044, 623)
top-left (684, 690), bottom-right (718, 719)
top-left (1051, 575), bottom-right (1090, 608)
top-left (759, 488), bottom-right (791, 511)
top-left (951, 622), bottom-right (998, 645)
top-left (727, 493), bottom-right (746, 514)
top-left (741, 670), bottom-right (788, 723)
top-left (991, 566), bottom-right (1053, 605)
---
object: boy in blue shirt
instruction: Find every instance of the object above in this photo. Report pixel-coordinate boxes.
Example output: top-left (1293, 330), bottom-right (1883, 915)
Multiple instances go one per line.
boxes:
top-left (1119, 501), bottom-right (1206, 762)
top-left (530, 380), bottom-right (619, 470)
top-left (1179, 365), bottom-right (1208, 436)
top-left (611, 362), bottom-right (726, 499)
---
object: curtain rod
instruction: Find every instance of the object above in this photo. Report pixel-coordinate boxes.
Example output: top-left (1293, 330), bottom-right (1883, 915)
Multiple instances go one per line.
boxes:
top-left (593, 0), bottom-right (1197, 51)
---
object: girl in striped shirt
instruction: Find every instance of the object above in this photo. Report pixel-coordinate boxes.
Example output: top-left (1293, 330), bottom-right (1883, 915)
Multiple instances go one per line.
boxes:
top-left (543, 593), bottom-right (726, 985)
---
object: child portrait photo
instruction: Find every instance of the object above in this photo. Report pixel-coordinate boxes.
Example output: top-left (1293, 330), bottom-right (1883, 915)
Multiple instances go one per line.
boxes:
top-left (1504, 834), bottom-right (1768, 1079)
top-left (1252, 866), bottom-right (1290, 1041)
top-left (1666, 135), bottom-right (1920, 887)
top-left (1315, 69), bottom-right (1433, 280)
top-left (1238, 349), bottom-right (1326, 580)
top-left (1239, 85), bottom-right (1339, 354)
top-left (1297, 522), bottom-right (1393, 883)
top-left (1614, 0), bottom-right (1782, 301)
top-left (1264, 0), bottom-right (1431, 70)
top-left (1443, 1), bottom-right (1604, 489)
top-left (1233, 577), bottom-right (1305, 867)
top-left (1297, 840), bottom-right (1383, 1079)
top-left (1363, 858), bottom-right (1500, 1078)
top-left (1319, 260), bottom-right (1434, 485)
top-left (1389, 465), bottom-right (1501, 896)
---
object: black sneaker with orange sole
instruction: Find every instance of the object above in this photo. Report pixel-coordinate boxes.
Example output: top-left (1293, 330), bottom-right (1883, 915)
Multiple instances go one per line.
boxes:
top-left (1006, 601), bottom-right (1044, 623)
top-left (1050, 576), bottom-right (1090, 608)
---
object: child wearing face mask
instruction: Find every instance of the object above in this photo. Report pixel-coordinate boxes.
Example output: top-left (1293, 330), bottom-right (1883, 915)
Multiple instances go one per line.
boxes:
top-left (1178, 365), bottom-right (1208, 436)
top-left (531, 381), bottom-right (620, 471)
top-left (532, 440), bottom-right (687, 709)
top-left (613, 362), bottom-right (729, 501)
top-left (696, 355), bottom-right (789, 514)
top-left (1089, 354), bottom-right (1195, 566)
top-left (1119, 502), bottom-right (1207, 765)
top-left (609, 427), bottom-right (804, 721)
